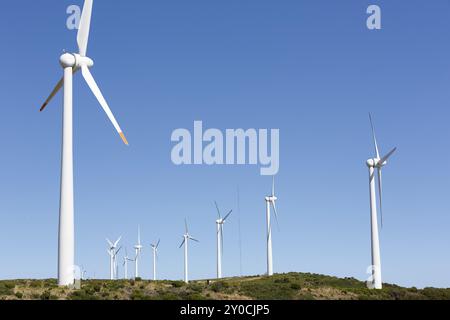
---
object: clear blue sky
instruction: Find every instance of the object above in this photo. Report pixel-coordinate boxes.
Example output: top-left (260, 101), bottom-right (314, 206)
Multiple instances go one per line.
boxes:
top-left (0, 0), bottom-right (449, 288)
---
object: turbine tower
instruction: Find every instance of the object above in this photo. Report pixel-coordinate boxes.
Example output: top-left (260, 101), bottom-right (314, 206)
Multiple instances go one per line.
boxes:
top-left (39, 0), bottom-right (128, 286)
top-left (264, 177), bottom-right (279, 276)
top-left (114, 246), bottom-right (122, 280)
top-left (151, 240), bottom-right (160, 281)
top-left (134, 226), bottom-right (143, 279)
top-left (366, 113), bottom-right (397, 290)
top-left (106, 236), bottom-right (121, 280)
top-left (214, 201), bottom-right (233, 279)
top-left (179, 219), bottom-right (199, 283)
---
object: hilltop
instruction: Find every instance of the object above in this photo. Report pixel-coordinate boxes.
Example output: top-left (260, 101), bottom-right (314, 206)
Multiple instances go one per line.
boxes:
top-left (1, 273), bottom-right (449, 300)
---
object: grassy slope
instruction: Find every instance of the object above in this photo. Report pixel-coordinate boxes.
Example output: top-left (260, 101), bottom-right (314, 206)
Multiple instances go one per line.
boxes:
top-left (1, 273), bottom-right (450, 300)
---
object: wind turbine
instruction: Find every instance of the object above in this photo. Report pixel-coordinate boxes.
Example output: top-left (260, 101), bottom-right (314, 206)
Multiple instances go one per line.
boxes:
top-left (264, 177), bottom-right (279, 276)
top-left (366, 114), bottom-right (397, 290)
top-left (150, 240), bottom-right (160, 281)
top-left (106, 237), bottom-right (121, 280)
top-left (123, 248), bottom-right (134, 280)
top-left (80, 265), bottom-right (87, 280)
top-left (39, 0), bottom-right (128, 286)
top-left (214, 201), bottom-right (233, 279)
top-left (179, 219), bottom-right (199, 283)
top-left (134, 226), bottom-right (143, 279)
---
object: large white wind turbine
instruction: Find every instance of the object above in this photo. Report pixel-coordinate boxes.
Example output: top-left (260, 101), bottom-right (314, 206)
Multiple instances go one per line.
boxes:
top-left (366, 114), bottom-right (397, 290)
top-left (134, 226), bottom-right (143, 279)
top-left (179, 219), bottom-right (199, 284)
top-left (106, 237), bottom-right (121, 280)
top-left (123, 248), bottom-right (134, 280)
top-left (264, 177), bottom-right (279, 276)
top-left (39, 0), bottom-right (128, 286)
top-left (214, 201), bottom-right (233, 279)
top-left (150, 240), bottom-right (160, 281)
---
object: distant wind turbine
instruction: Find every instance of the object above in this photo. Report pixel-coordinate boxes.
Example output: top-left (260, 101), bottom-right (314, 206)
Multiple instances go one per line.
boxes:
top-left (151, 240), bottom-right (160, 281)
top-left (264, 177), bottom-right (279, 276)
top-left (214, 201), bottom-right (233, 279)
top-left (179, 219), bottom-right (199, 283)
top-left (106, 236), bottom-right (121, 280)
top-left (123, 248), bottom-right (134, 280)
top-left (134, 226), bottom-right (143, 278)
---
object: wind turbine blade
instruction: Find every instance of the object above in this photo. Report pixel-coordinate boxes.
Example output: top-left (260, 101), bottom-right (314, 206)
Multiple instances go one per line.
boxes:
top-left (214, 201), bottom-right (221, 219)
top-left (271, 201), bottom-right (280, 231)
top-left (114, 236), bottom-right (122, 248)
top-left (39, 77), bottom-right (64, 112)
top-left (156, 239), bottom-right (161, 249)
top-left (106, 238), bottom-right (113, 247)
top-left (223, 210), bottom-right (233, 222)
top-left (185, 219), bottom-right (189, 235)
top-left (369, 113), bottom-right (380, 159)
top-left (272, 176), bottom-right (275, 197)
top-left (115, 246), bottom-right (122, 256)
top-left (138, 226), bottom-right (141, 246)
top-left (179, 238), bottom-right (186, 248)
top-left (81, 66), bottom-right (129, 145)
top-left (77, 0), bottom-right (93, 56)
top-left (377, 167), bottom-right (383, 229)
top-left (379, 147), bottom-right (397, 165)
top-left (189, 237), bottom-right (199, 243)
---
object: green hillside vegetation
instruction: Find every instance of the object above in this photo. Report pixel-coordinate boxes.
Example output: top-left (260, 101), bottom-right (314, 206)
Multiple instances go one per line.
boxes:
top-left (1, 273), bottom-right (449, 300)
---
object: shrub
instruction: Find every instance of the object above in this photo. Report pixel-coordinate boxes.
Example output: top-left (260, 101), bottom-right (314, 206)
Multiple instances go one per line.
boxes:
top-left (290, 283), bottom-right (301, 290)
top-left (170, 281), bottom-right (185, 288)
top-left (29, 281), bottom-right (43, 288)
top-left (69, 289), bottom-right (98, 300)
top-left (157, 292), bottom-right (180, 300)
top-left (40, 291), bottom-right (51, 300)
top-left (15, 292), bottom-right (23, 299)
top-left (211, 281), bottom-right (229, 293)
top-left (185, 293), bottom-right (207, 300)
top-left (0, 284), bottom-right (14, 296)
top-left (187, 283), bottom-right (203, 293)
top-left (274, 277), bottom-right (290, 284)
top-left (130, 290), bottom-right (152, 300)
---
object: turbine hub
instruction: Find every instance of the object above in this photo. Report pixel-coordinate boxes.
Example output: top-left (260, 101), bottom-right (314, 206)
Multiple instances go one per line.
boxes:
top-left (367, 158), bottom-right (385, 168)
top-left (59, 53), bottom-right (94, 69)
top-left (59, 53), bottom-right (76, 68)
top-left (74, 54), bottom-right (94, 68)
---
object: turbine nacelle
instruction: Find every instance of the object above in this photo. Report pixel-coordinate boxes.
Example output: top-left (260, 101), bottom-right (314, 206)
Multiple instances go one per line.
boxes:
top-left (366, 158), bottom-right (387, 168)
top-left (59, 53), bottom-right (94, 69)
top-left (265, 196), bottom-right (277, 202)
